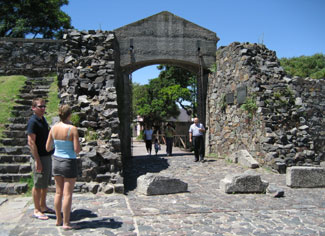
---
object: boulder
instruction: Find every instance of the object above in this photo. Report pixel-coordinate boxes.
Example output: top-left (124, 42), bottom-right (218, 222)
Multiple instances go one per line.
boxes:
top-left (228, 150), bottom-right (259, 168)
top-left (137, 173), bottom-right (188, 196)
top-left (266, 184), bottom-right (285, 198)
top-left (220, 170), bottom-right (268, 194)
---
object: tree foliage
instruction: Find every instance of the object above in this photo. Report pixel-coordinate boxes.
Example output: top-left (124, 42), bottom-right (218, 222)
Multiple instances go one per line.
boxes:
top-left (0, 0), bottom-right (71, 38)
top-left (132, 65), bottom-right (197, 124)
top-left (279, 53), bottom-right (325, 79)
top-left (156, 65), bottom-right (197, 115)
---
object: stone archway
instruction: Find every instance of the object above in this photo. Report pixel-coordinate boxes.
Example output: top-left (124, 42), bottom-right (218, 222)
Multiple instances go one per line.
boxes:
top-left (114, 11), bottom-right (219, 159)
top-left (0, 11), bottom-right (219, 193)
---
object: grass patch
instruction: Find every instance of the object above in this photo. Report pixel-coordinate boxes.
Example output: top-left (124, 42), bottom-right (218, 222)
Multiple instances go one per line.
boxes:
top-left (0, 75), bottom-right (27, 139)
top-left (85, 128), bottom-right (99, 142)
top-left (45, 76), bottom-right (60, 124)
top-left (206, 153), bottom-right (220, 159)
top-left (20, 175), bottom-right (33, 196)
top-left (71, 113), bottom-right (80, 127)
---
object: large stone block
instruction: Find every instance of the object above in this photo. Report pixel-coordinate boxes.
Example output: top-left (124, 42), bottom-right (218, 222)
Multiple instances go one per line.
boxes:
top-left (286, 166), bottom-right (325, 188)
top-left (137, 173), bottom-right (188, 196)
top-left (228, 150), bottom-right (259, 169)
top-left (220, 171), bottom-right (268, 194)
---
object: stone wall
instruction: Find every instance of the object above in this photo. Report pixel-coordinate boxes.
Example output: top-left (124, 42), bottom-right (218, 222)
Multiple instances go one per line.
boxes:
top-left (0, 31), bottom-right (124, 190)
top-left (58, 30), bottom-right (123, 186)
top-left (1, 34), bottom-right (324, 181)
top-left (0, 37), bottom-right (61, 76)
top-left (207, 42), bottom-right (325, 172)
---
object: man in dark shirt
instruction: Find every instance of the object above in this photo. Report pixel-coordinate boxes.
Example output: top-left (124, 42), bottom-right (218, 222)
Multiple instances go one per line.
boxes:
top-left (27, 98), bottom-right (54, 220)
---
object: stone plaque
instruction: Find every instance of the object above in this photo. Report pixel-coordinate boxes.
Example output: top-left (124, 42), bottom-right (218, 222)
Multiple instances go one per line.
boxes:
top-left (237, 86), bottom-right (247, 105)
top-left (225, 93), bottom-right (234, 105)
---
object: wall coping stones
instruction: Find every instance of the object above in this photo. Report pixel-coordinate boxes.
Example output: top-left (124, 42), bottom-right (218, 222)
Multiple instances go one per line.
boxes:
top-left (286, 166), bottom-right (325, 188)
top-left (0, 37), bottom-right (63, 43)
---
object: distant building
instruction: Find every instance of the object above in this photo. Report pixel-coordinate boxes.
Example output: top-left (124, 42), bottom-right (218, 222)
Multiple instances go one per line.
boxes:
top-left (132, 108), bottom-right (192, 137)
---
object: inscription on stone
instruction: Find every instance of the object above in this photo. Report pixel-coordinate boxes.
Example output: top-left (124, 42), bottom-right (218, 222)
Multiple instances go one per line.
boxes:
top-left (225, 93), bottom-right (234, 105)
top-left (237, 86), bottom-right (247, 105)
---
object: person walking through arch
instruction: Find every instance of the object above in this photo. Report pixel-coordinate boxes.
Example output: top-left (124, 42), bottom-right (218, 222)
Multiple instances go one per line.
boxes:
top-left (46, 104), bottom-right (81, 230)
top-left (189, 117), bottom-right (205, 162)
top-left (164, 123), bottom-right (175, 156)
top-left (143, 124), bottom-right (154, 156)
top-left (27, 98), bottom-right (55, 220)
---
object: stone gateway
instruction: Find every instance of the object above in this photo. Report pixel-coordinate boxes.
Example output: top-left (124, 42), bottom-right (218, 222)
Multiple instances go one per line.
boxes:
top-left (0, 11), bottom-right (324, 194)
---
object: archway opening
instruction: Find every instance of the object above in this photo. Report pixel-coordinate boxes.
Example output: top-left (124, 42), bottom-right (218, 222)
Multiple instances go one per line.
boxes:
top-left (130, 63), bottom-right (198, 154)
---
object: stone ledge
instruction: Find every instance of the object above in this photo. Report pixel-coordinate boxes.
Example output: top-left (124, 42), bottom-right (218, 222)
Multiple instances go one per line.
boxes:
top-left (0, 183), bottom-right (28, 194)
top-left (286, 166), bottom-right (325, 188)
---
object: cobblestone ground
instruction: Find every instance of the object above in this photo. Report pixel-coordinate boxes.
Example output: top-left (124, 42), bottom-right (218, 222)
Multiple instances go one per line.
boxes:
top-left (1, 140), bottom-right (325, 235)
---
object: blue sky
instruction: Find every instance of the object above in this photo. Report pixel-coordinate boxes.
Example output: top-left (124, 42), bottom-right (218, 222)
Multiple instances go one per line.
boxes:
top-left (62, 0), bottom-right (325, 84)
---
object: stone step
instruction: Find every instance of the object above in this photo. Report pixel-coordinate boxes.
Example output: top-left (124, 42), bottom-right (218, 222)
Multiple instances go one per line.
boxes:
top-left (20, 85), bottom-right (50, 92)
top-left (11, 109), bottom-right (33, 117)
top-left (19, 88), bottom-right (32, 94)
top-left (0, 163), bottom-right (31, 174)
top-left (12, 105), bottom-right (31, 111)
top-left (32, 88), bottom-right (50, 95)
top-left (0, 182), bottom-right (28, 194)
top-left (26, 77), bottom-right (54, 85)
top-left (0, 155), bottom-right (31, 163)
top-left (19, 93), bottom-right (42, 100)
top-left (14, 99), bottom-right (32, 106)
top-left (5, 123), bottom-right (27, 130)
top-left (0, 138), bottom-right (27, 146)
top-left (3, 130), bottom-right (27, 139)
top-left (0, 146), bottom-right (30, 155)
top-left (18, 88), bottom-right (49, 95)
top-left (0, 173), bottom-right (31, 183)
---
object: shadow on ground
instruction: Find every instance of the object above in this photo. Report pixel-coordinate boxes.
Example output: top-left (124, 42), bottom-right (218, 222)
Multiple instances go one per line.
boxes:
top-left (71, 209), bottom-right (97, 221)
top-left (74, 218), bottom-right (123, 230)
top-left (123, 155), bottom-right (170, 193)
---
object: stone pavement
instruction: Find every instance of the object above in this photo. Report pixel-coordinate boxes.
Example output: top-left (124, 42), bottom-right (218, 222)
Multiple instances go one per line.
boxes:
top-left (0, 140), bottom-right (325, 235)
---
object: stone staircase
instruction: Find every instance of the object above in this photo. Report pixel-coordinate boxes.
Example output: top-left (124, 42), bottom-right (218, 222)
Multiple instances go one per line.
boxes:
top-left (0, 77), bottom-right (54, 194)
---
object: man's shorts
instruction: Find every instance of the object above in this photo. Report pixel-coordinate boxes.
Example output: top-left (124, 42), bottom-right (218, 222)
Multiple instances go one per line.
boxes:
top-left (31, 155), bottom-right (52, 189)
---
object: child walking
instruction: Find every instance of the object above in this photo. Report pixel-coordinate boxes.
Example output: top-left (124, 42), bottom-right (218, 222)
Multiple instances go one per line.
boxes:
top-left (154, 139), bottom-right (160, 156)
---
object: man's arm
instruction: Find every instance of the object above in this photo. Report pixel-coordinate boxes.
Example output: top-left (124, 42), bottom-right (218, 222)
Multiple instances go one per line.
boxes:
top-left (199, 124), bottom-right (205, 133)
top-left (45, 128), bottom-right (54, 152)
top-left (28, 133), bottom-right (42, 173)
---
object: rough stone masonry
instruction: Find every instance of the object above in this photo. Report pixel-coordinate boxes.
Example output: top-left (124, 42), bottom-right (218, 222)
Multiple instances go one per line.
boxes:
top-left (206, 42), bottom-right (325, 173)
top-left (0, 26), bottom-right (324, 193)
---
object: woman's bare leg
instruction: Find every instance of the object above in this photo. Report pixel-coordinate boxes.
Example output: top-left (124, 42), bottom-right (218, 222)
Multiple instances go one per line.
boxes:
top-left (54, 176), bottom-right (64, 226)
top-left (62, 178), bottom-right (76, 228)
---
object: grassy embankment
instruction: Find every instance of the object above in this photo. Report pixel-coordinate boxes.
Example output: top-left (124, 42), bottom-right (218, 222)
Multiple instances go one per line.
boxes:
top-left (0, 75), bottom-right (59, 195)
top-left (45, 76), bottom-right (60, 123)
top-left (0, 76), bottom-right (27, 139)
top-left (0, 75), bottom-right (59, 139)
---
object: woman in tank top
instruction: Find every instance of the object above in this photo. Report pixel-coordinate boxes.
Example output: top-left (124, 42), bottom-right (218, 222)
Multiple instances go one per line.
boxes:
top-left (46, 104), bottom-right (81, 230)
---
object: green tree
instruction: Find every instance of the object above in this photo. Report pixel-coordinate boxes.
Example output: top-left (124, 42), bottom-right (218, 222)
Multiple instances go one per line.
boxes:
top-left (280, 53), bottom-right (325, 79)
top-left (134, 80), bottom-right (180, 124)
top-left (156, 65), bottom-right (197, 116)
top-left (0, 0), bottom-right (71, 38)
top-left (132, 65), bottom-right (197, 124)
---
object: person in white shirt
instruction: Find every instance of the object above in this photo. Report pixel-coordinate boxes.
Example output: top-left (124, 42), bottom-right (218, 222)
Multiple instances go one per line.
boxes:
top-left (143, 125), bottom-right (154, 156)
top-left (189, 117), bottom-right (205, 162)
